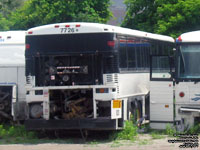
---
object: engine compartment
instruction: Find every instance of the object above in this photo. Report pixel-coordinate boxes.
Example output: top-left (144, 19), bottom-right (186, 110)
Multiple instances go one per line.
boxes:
top-left (0, 86), bottom-right (13, 122)
top-left (34, 55), bottom-right (103, 86)
top-left (49, 89), bottom-right (93, 120)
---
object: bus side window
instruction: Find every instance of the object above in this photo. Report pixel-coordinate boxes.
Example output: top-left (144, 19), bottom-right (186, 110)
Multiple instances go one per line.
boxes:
top-left (127, 44), bottom-right (136, 69)
top-left (119, 39), bottom-right (128, 69)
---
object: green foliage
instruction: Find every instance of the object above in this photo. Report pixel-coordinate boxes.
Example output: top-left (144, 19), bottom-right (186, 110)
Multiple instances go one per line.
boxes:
top-left (9, 0), bottom-right (112, 30)
top-left (122, 0), bottom-right (200, 38)
top-left (122, 0), bottom-right (157, 33)
top-left (113, 121), bottom-right (138, 141)
top-left (138, 139), bottom-right (150, 145)
top-left (165, 124), bottom-right (176, 136)
top-left (0, 14), bottom-right (10, 30)
top-left (0, 0), bottom-right (24, 30)
top-left (0, 0), bottom-right (24, 17)
top-left (150, 131), bottom-right (165, 139)
top-left (187, 123), bottom-right (200, 134)
top-left (0, 125), bottom-right (36, 142)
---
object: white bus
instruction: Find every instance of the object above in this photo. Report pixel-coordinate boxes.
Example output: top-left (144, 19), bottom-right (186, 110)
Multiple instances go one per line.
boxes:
top-left (150, 31), bottom-right (200, 130)
top-left (24, 23), bottom-right (174, 130)
top-left (0, 31), bottom-right (26, 122)
top-left (175, 31), bottom-right (200, 130)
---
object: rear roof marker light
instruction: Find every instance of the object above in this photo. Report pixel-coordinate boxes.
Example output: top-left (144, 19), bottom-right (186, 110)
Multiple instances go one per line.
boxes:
top-left (65, 25), bottom-right (70, 27)
top-left (178, 36), bottom-right (182, 42)
top-left (76, 24), bottom-right (81, 27)
top-left (54, 25), bottom-right (59, 28)
top-left (28, 31), bottom-right (33, 34)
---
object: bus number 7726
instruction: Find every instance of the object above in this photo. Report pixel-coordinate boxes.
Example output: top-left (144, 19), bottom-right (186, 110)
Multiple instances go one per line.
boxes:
top-left (60, 28), bottom-right (78, 33)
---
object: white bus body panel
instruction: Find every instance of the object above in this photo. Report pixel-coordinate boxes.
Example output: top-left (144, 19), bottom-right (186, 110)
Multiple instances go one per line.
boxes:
top-left (0, 31), bottom-right (26, 120)
top-left (175, 82), bottom-right (200, 127)
top-left (117, 73), bottom-right (149, 98)
top-left (26, 72), bottom-right (150, 121)
top-left (150, 81), bottom-right (174, 129)
top-left (0, 66), bottom-right (26, 102)
top-left (0, 31), bottom-right (26, 102)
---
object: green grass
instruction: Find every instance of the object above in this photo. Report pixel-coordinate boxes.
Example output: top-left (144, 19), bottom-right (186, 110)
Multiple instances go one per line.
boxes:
top-left (0, 124), bottom-right (37, 144)
top-left (150, 131), bottom-right (165, 139)
top-left (86, 140), bottom-right (99, 146)
top-left (113, 121), bottom-right (138, 141)
top-left (0, 124), bottom-right (76, 144)
top-left (187, 123), bottom-right (200, 134)
top-left (138, 139), bottom-right (150, 145)
top-left (164, 124), bottom-right (176, 137)
top-left (110, 140), bottom-right (124, 147)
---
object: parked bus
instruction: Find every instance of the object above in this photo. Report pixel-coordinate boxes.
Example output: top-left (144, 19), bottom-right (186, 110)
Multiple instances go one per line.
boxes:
top-left (24, 23), bottom-right (174, 130)
top-left (150, 30), bottom-right (200, 130)
top-left (175, 31), bottom-right (200, 130)
top-left (0, 31), bottom-right (26, 122)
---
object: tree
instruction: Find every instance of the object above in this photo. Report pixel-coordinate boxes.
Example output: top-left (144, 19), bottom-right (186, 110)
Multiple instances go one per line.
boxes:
top-left (122, 0), bottom-right (200, 38)
top-left (0, 0), bottom-right (24, 30)
top-left (122, 0), bottom-right (157, 33)
top-left (0, 0), bottom-right (24, 17)
top-left (9, 0), bottom-right (112, 30)
top-left (0, 14), bottom-right (10, 30)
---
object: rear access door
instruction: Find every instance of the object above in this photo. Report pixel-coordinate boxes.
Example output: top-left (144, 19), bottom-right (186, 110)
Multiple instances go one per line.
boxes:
top-left (150, 55), bottom-right (174, 129)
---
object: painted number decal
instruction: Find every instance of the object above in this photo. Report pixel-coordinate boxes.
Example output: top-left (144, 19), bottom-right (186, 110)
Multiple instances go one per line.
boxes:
top-left (60, 28), bottom-right (78, 33)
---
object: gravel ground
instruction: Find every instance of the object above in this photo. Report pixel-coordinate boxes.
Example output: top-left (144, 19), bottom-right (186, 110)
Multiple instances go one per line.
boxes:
top-left (1, 134), bottom-right (198, 150)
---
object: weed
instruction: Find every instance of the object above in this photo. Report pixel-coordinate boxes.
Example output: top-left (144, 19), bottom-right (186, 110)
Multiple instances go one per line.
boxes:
top-left (187, 123), bottom-right (200, 134)
top-left (165, 124), bottom-right (176, 137)
top-left (150, 131), bottom-right (165, 139)
top-left (87, 140), bottom-right (99, 146)
top-left (112, 121), bottom-right (138, 141)
top-left (110, 140), bottom-right (123, 147)
top-left (0, 124), bottom-right (37, 143)
top-left (138, 139), bottom-right (150, 145)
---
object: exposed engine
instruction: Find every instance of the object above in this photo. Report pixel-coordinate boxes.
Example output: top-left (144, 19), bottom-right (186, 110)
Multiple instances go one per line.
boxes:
top-left (49, 89), bottom-right (93, 120)
top-left (0, 86), bottom-right (12, 122)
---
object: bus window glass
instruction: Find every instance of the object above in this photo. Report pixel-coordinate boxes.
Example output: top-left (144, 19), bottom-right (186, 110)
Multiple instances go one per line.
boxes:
top-left (151, 56), bottom-right (171, 79)
top-left (178, 44), bottom-right (200, 78)
top-left (119, 39), bottom-right (127, 68)
top-left (127, 44), bottom-right (136, 69)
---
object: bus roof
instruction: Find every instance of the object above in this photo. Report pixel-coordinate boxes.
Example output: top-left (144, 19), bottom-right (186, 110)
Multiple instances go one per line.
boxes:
top-left (177, 30), bottom-right (200, 43)
top-left (0, 31), bottom-right (25, 45)
top-left (26, 22), bottom-right (174, 43)
top-left (0, 31), bottom-right (25, 65)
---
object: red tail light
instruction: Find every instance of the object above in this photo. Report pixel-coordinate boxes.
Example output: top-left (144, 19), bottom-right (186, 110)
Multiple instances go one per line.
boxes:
top-left (65, 25), bottom-right (70, 27)
top-left (26, 44), bottom-right (30, 49)
top-left (76, 24), bottom-right (81, 27)
top-left (107, 41), bottom-right (115, 47)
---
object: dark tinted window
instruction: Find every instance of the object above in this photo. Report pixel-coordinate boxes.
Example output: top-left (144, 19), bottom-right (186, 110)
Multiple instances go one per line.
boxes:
top-left (118, 36), bottom-right (151, 71)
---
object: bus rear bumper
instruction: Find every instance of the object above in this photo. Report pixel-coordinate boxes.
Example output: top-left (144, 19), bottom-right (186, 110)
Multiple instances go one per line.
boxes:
top-left (25, 118), bottom-right (117, 130)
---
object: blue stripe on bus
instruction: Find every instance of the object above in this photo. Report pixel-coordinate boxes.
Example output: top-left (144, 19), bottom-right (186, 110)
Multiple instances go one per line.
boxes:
top-left (120, 43), bottom-right (151, 47)
top-left (0, 82), bottom-right (16, 85)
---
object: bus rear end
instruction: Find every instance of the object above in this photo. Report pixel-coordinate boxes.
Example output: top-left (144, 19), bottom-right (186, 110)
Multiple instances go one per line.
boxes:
top-left (25, 23), bottom-right (122, 130)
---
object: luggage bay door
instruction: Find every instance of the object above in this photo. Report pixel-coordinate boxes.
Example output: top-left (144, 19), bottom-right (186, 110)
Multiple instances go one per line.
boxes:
top-left (150, 55), bottom-right (174, 129)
